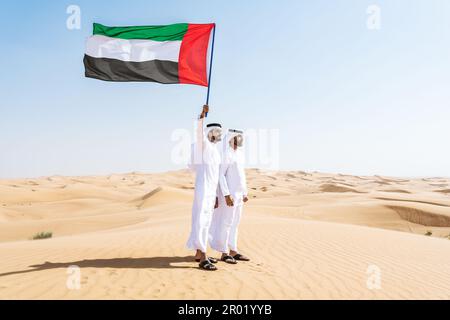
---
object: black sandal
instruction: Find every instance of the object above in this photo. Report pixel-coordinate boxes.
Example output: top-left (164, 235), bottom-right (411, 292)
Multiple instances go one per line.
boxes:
top-left (195, 257), bottom-right (218, 264)
top-left (208, 257), bottom-right (218, 264)
top-left (221, 255), bottom-right (238, 264)
top-left (233, 253), bottom-right (250, 261)
top-left (199, 260), bottom-right (217, 271)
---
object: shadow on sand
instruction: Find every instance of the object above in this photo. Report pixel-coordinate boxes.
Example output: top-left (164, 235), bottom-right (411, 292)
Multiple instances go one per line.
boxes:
top-left (0, 256), bottom-right (196, 278)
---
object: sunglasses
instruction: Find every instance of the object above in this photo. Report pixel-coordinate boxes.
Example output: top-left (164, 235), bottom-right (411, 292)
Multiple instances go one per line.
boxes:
top-left (230, 135), bottom-right (243, 147)
top-left (208, 128), bottom-right (222, 142)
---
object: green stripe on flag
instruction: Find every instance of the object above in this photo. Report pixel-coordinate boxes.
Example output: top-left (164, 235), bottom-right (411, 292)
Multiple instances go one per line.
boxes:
top-left (93, 23), bottom-right (189, 41)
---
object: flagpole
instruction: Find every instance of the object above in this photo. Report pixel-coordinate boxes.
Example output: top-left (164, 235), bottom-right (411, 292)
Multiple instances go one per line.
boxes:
top-left (205, 24), bottom-right (216, 117)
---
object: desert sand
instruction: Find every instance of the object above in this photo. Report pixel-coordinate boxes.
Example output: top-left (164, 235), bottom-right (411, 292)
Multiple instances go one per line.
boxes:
top-left (0, 169), bottom-right (450, 299)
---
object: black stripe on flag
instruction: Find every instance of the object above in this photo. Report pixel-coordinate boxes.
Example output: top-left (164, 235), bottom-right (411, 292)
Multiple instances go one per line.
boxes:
top-left (83, 55), bottom-right (179, 83)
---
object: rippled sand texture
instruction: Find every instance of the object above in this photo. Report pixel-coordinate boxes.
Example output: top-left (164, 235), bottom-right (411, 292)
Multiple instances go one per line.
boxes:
top-left (0, 169), bottom-right (450, 299)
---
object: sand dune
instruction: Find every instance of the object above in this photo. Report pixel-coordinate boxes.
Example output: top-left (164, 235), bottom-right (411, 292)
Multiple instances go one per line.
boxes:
top-left (435, 189), bottom-right (450, 194)
top-left (380, 189), bottom-right (411, 194)
top-left (386, 205), bottom-right (450, 227)
top-left (0, 169), bottom-right (450, 299)
top-left (319, 183), bottom-right (363, 193)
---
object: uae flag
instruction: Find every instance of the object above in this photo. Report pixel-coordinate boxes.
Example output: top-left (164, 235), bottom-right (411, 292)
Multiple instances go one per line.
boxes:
top-left (84, 23), bottom-right (215, 86)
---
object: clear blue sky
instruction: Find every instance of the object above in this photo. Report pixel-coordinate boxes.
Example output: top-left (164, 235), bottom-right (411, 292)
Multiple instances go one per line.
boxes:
top-left (1, 0), bottom-right (450, 179)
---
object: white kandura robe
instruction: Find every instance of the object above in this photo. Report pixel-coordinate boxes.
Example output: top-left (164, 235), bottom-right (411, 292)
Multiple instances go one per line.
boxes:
top-left (209, 133), bottom-right (248, 253)
top-left (186, 118), bottom-right (221, 253)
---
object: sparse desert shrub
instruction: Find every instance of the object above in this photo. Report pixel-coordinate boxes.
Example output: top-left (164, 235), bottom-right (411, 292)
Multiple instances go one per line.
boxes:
top-left (425, 230), bottom-right (432, 236)
top-left (32, 231), bottom-right (52, 240)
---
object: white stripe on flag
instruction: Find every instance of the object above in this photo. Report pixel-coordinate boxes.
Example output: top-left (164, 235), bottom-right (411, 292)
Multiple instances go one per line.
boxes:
top-left (86, 35), bottom-right (181, 63)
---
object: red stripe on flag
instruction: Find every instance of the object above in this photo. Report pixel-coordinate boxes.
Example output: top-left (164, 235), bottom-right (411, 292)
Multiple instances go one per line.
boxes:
top-left (178, 23), bottom-right (214, 87)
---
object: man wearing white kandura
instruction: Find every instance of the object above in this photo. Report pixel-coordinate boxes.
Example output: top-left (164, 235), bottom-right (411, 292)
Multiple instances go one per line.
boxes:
top-left (209, 128), bottom-right (250, 264)
top-left (186, 105), bottom-right (222, 271)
